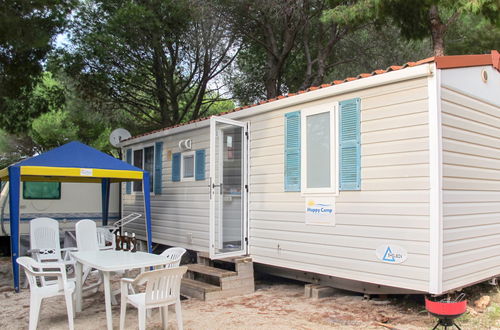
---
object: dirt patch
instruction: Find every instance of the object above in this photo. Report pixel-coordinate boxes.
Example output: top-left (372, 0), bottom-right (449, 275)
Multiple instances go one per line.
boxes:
top-left (1, 257), bottom-right (499, 329)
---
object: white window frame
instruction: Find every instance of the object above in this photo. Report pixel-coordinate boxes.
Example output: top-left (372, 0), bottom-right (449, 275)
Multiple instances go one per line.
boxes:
top-left (181, 150), bottom-right (196, 182)
top-left (300, 103), bottom-right (339, 195)
top-left (132, 144), bottom-right (155, 194)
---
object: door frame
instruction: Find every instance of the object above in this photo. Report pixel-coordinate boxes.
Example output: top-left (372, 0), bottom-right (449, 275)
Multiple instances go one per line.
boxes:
top-left (209, 116), bottom-right (249, 259)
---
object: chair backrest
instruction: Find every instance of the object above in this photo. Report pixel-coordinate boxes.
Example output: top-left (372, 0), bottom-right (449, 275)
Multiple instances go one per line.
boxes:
top-left (17, 256), bottom-right (65, 291)
top-left (96, 227), bottom-right (115, 249)
top-left (30, 217), bottom-right (62, 263)
top-left (135, 266), bottom-right (188, 306)
top-left (75, 220), bottom-right (99, 252)
top-left (160, 247), bottom-right (186, 268)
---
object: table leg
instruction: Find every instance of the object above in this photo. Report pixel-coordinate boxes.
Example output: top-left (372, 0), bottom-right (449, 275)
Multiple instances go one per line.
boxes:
top-left (75, 261), bottom-right (83, 313)
top-left (103, 271), bottom-right (113, 330)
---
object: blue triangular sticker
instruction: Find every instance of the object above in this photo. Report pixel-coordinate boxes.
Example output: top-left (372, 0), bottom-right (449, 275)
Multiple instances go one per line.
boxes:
top-left (382, 247), bottom-right (395, 262)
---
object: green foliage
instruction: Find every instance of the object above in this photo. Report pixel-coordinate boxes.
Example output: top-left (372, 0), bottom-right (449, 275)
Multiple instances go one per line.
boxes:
top-left (0, 72), bottom-right (66, 133)
top-left (446, 14), bottom-right (500, 55)
top-left (323, 0), bottom-right (499, 56)
top-left (30, 110), bottom-right (78, 151)
top-left (0, 0), bottom-right (75, 133)
top-left (60, 0), bottom-right (237, 132)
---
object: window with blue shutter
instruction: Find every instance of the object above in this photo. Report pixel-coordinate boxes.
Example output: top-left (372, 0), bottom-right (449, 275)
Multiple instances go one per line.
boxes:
top-left (172, 152), bottom-right (181, 182)
top-left (284, 111), bottom-right (301, 191)
top-left (195, 149), bottom-right (206, 180)
top-left (125, 149), bottom-right (132, 194)
top-left (339, 98), bottom-right (361, 190)
top-left (154, 142), bottom-right (163, 194)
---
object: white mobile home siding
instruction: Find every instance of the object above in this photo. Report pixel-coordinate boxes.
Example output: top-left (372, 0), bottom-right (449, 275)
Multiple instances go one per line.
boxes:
top-left (441, 66), bottom-right (500, 292)
top-left (245, 77), bottom-right (431, 292)
top-left (123, 128), bottom-right (211, 252)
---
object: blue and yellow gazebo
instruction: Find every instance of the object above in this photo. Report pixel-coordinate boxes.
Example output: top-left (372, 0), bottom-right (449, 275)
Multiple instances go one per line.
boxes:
top-left (0, 141), bottom-right (153, 292)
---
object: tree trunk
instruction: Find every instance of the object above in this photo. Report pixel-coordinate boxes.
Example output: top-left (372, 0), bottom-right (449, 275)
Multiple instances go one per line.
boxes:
top-left (151, 34), bottom-right (171, 127)
top-left (428, 4), bottom-right (446, 57)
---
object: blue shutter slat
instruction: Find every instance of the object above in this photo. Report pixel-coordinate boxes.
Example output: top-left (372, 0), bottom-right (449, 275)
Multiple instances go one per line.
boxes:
top-left (195, 149), bottom-right (206, 181)
top-left (339, 98), bottom-right (361, 190)
top-left (284, 111), bottom-right (301, 191)
top-left (172, 152), bottom-right (181, 182)
top-left (125, 149), bottom-right (132, 194)
top-left (154, 142), bottom-right (163, 194)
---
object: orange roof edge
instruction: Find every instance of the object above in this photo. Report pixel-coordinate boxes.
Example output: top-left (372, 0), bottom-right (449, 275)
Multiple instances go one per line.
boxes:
top-left (492, 50), bottom-right (500, 71)
top-left (435, 52), bottom-right (498, 70)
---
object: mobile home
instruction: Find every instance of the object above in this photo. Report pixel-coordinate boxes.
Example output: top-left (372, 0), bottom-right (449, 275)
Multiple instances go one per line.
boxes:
top-left (120, 51), bottom-right (500, 295)
top-left (1, 182), bottom-right (120, 236)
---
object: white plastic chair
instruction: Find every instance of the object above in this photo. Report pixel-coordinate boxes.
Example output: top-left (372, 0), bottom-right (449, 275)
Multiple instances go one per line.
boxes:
top-left (96, 227), bottom-right (115, 250)
top-left (75, 219), bottom-right (121, 303)
top-left (17, 256), bottom-right (75, 330)
top-left (29, 217), bottom-right (76, 286)
top-left (161, 247), bottom-right (186, 268)
top-left (75, 220), bottom-right (104, 293)
top-left (120, 266), bottom-right (188, 330)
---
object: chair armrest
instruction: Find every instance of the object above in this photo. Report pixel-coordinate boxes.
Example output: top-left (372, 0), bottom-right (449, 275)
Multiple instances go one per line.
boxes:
top-left (27, 249), bottom-right (40, 255)
top-left (61, 247), bottom-right (78, 252)
top-left (121, 278), bottom-right (135, 285)
top-left (120, 278), bottom-right (135, 297)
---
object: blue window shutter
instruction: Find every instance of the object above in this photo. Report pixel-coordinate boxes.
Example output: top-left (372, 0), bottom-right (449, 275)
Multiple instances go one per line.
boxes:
top-left (195, 149), bottom-right (206, 181)
top-left (125, 149), bottom-right (132, 194)
top-left (172, 152), bottom-right (181, 182)
top-left (339, 98), bottom-right (361, 190)
top-left (284, 111), bottom-right (301, 191)
top-left (154, 142), bottom-right (163, 194)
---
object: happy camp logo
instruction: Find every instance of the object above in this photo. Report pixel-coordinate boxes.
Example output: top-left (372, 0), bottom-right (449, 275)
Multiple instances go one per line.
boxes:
top-left (306, 200), bottom-right (333, 215)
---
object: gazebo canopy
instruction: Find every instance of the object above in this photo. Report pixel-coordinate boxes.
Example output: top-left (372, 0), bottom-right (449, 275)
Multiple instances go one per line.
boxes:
top-left (0, 141), bottom-right (143, 183)
top-left (0, 141), bottom-right (153, 292)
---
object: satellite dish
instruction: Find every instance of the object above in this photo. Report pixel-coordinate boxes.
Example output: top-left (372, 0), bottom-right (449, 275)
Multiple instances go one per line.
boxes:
top-left (109, 128), bottom-right (132, 147)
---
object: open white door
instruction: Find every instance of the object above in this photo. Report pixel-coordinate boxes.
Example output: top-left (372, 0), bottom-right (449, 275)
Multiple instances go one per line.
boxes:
top-left (209, 116), bottom-right (248, 259)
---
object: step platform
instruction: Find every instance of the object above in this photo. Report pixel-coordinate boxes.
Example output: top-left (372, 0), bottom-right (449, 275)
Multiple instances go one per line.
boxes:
top-left (180, 255), bottom-right (255, 301)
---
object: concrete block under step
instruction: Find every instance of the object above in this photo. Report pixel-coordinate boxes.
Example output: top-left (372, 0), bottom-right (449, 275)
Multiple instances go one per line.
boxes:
top-left (304, 284), bottom-right (319, 298)
top-left (235, 262), bottom-right (254, 276)
top-left (220, 276), bottom-right (255, 290)
top-left (311, 285), bottom-right (337, 299)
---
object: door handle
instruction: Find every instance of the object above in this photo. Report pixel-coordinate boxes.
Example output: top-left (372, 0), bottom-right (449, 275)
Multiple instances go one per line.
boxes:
top-left (212, 183), bottom-right (223, 194)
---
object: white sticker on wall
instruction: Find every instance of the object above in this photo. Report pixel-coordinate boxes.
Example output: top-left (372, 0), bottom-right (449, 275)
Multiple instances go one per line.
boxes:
top-left (305, 197), bottom-right (335, 225)
top-left (80, 168), bottom-right (93, 176)
top-left (376, 244), bottom-right (408, 264)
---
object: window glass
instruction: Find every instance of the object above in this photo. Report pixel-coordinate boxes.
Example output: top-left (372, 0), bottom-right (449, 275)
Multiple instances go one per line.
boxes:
top-left (306, 111), bottom-right (331, 188)
top-left (183, 155), bottom-right (194, 178)
top-left (133, 149), bottom-right (143, 192)
top-left (23, 182), bottom-right (61, 200)
top-left (144, 146), bottom-right (154, 192)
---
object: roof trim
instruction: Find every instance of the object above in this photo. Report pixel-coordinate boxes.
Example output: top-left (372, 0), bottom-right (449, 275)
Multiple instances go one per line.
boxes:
top-left (122, 51), bottom-right (498, 145)
top-left (121, 63), bottom-right (433, 146)
top-left (435, 54), bottom-right (491, 69)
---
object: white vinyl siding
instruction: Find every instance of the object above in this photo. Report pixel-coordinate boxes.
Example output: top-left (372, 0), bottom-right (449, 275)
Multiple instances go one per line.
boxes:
top-left (122, 128), bottom-right (211, 252)
top-left (246, 77), bottom-right (430, 292)
top-left (441, 84), bottom-right (500, 292)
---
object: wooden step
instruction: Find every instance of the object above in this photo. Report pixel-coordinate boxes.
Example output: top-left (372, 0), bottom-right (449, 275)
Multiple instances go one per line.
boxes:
top-left (181, 278), bottom-right (221, 300)
top-left (197, 251), bottom-right (251, 264)
top-left (187, 263), bottom-right (237, 278)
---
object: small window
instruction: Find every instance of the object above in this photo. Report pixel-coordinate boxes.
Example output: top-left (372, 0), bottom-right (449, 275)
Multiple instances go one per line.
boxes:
top-left (181, 151), bottom-right (195, 181)
top-left (133, 146), bottom-right (155, 193)
top-left (301, 104), bottom-right (338, 194)
top-left (23, 182), bottom-right (61, 200)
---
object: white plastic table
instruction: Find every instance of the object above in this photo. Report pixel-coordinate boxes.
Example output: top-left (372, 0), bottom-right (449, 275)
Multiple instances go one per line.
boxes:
top-left (72, 250), bottom-right (168, 330)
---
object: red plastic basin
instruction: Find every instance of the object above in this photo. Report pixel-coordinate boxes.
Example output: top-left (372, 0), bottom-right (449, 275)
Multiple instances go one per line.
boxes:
top-left (425, 297), bottom-right (467, 316)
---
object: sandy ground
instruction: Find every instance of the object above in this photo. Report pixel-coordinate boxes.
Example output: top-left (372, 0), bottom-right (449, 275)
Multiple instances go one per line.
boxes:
top-left (0, 257), bottom-right (455, 330)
